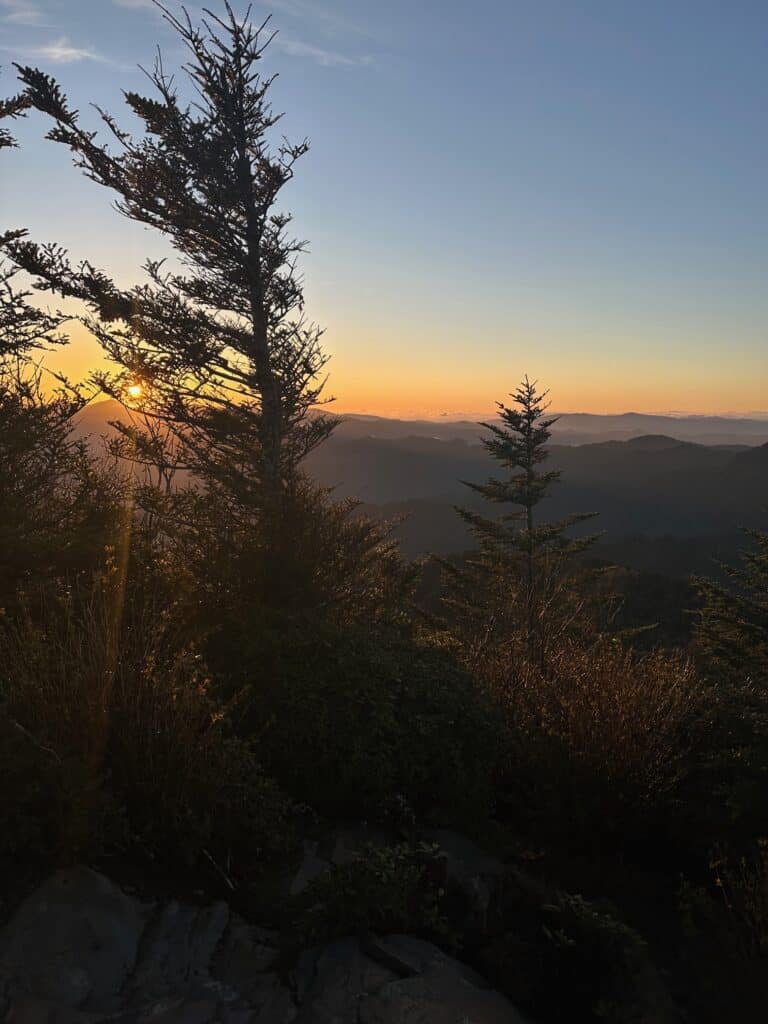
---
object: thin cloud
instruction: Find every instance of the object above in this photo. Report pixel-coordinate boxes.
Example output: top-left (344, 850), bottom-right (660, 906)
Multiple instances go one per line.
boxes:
top-left (0, 0), bottom-right (42, 25)
top-left (34, 36), bottom-right (110, 64)
top-left (275, 36), bottom-right (371, 68)
top-left (112, 0), bottom-right (373, 66)
top-left (269, 0), bottom-right (371, 39)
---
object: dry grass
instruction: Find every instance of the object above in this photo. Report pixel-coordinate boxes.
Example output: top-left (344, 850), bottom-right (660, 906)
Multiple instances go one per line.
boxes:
top-left (486, 639), bottom-right (704, 840)
top-left (0, 557), bottom-right (291, 866)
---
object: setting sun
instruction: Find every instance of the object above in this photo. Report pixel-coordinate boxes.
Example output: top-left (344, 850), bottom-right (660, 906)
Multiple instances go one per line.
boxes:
top-left (127, 383), bottom-right (142, 399)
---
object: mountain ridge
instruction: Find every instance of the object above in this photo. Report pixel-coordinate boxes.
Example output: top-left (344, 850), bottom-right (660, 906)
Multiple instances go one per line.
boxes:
top-left (76, 399), bottom-right (768, 448)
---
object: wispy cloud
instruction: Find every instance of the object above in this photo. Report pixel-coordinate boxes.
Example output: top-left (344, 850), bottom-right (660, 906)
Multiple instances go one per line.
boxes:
top-left (34, 36), bottom-right (111, 64)
top-left (0, 35), bottom-right (119, 66)
top-left (0, 0), bottom-right (42, 26)
top-left (268, 0), bottom-right (371, 40)
top-left (111, 0), bottom-right (372, 68)
top-left (275, 36), bottom-right (371, 67)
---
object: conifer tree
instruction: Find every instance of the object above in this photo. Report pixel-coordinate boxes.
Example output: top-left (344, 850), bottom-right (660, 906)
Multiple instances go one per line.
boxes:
top-left (448, 377), bottom-right (598, 669)
top-left (697, 527), bottom-right (768, 688)
top-left (0, 4), bottom-right (410, 623)
top-left (0, 259), bottom-right (120, 605)
top-left (1, 2), bottom-right (334, 521)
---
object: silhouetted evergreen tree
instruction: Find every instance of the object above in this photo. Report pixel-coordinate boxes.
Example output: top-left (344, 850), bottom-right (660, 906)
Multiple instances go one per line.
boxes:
top-left (2, 2), bottom-right (333, 522)
top-left (0, 83), bottom-right (29, 155)
top-left (0, 259), bottom-right (121, 606)
top-left (446, 377), bottom-right (598, 669)
top-left (0, 4), bottom-right (411, 624)
top-left (697, 527), bottom-right (768, 687)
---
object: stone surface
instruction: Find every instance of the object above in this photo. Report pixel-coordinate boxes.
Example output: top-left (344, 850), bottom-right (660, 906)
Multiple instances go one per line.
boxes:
top-left (421, 828), bottom-right (506, 940)
top-left (127, 898), bottom-right (231, 1005)
top-left (0, 867), bottom-right (526, 1024)
top-left (0, 867), bottom-right (148, 1013)
top-left (211, 916), bottom-right (281, 999)
top-left (291, 934), bottom-right (525, 1024)
top-left (288, 825), bottom-right (392, 897)
top-left (360, 970), bottom-right (526, 1024)
top-left (289, 841), bottom-right (331, 897)
top-left (291, 937), bottom-right (397, 1021)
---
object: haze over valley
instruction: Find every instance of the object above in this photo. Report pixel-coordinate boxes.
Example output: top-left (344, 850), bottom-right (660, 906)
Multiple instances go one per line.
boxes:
top-left (78, 399), bottom-right (768, 571)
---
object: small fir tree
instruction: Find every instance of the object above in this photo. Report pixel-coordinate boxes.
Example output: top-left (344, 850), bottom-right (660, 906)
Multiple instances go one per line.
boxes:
top-left (447, 376), bottom-right (598, 670)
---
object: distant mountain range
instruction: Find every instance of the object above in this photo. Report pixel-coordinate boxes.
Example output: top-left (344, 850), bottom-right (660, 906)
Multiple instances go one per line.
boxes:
top-left (76, 401), bottom-right (768, 573)
top-left (331, 411), bottom-right (768, 447)
top-left (76, 400), bottom-right (768, 448)
top-left (307, 431), bottom-right (768, 559)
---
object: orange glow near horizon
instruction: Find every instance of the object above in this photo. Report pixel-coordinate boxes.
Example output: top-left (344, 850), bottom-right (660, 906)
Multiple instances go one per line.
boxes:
top-left (40, 321), bottom-right (768, 421)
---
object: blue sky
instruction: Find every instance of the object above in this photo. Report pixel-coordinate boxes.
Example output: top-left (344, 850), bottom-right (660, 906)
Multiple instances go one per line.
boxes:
top-left (1, 0), bottom-right (766, 416)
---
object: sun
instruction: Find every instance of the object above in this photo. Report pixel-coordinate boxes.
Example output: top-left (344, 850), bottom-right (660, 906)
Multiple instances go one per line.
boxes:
top-left (127, 383), bottom-right (143, 399)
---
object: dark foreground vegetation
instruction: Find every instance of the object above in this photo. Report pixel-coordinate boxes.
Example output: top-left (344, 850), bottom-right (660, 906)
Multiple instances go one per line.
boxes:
top-left (1, 5), bottom-right (767, 1021)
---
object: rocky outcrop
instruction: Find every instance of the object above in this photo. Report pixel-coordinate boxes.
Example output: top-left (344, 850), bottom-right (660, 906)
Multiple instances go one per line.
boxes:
top-left (0, 867), bottom-right (527, 1024)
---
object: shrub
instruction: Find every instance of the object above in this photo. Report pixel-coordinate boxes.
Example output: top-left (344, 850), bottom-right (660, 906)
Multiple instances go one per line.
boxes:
top-left (0, 562), bottom-right (293, 872)
top-left (676, 844), bottom-right (768, 1022)
top-left (285, 841), bottom-right (452, 952)
top-left (489, 640), bottom-right (704, 846)
top-left (0, 366), bottom-right (122, 610)
top-left (481, 870), bottom-right (673, 1023)
top-left (149, 479), bottom-right (415, 647)
top-left (681, 842), bottom-right (768, 961)
top-left (253, 626), bottom-right (501, 828)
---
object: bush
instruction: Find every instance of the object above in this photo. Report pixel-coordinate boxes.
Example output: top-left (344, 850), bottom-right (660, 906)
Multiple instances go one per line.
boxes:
top-left (148, 479), bottom-right (415, 644)
top-left (676, 844), bottom-right (768, 1022)
top-left (285, 841), bottom-right (451, 952)
top-left (489, 640), bottom-right (703, 846)
top-left (481, 870), bottom-right (673, 1024)
top-left (0, 367), bottom-right (122, 610)
top-left (681, 843), bottom-right (768, 959)
top-left (0, 562), bottom-right (293, 872)
top-left (253, 626), bottom-right (501, 828)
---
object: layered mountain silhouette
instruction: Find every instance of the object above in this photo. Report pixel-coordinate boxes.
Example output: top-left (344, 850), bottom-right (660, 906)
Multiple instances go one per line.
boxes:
top-left (76, 400), bottom-right (768, 571)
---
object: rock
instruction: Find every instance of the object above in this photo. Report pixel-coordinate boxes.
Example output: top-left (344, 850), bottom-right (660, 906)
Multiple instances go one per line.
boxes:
top-left (360, 970), bottom-right (526, 1024)
top-left (361, 934), bottom-right (481, 984)
top-left (0, 868), bottom-right (525, 1024)
top-left (0, 867), bottom-right (148, 1013)
top-left (211, 916), bottom-right (280, 997)
top-left (127, 898), bottom-right (231, 1004)
top-left (3, 999), bottom-right (101, 1023)
top-left (291, 937), bottom-right (398, 1021)
top-left (134, 997), bottom-right (220, 1024)
top-left (421, 829), bottom-right (506, 940)
top-left (290, 934), bottom-right (526, 1024)
top-left (211, 918), bottom-right (295, 1023)
top-left (288, 826), bottom-right (391, 897)
top-left (289, 841), bottom-right (331, 897)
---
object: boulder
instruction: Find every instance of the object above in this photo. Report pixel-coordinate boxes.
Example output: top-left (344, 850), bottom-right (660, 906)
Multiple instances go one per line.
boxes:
top-left (290, 934), bottom-right (526, 1024)
top-left (360, 971), bottom-right (525, 1024)
top-left (127, 898), bottom-right (231, 1005)
top-left (0, 867), bottom-right (148, 1013)
top-left (0, 868), bottom-right (526, 1024)
top-left (421, 829), bottom-right (506, 941)
top-left (291, 937), bottom-right (398, 1021)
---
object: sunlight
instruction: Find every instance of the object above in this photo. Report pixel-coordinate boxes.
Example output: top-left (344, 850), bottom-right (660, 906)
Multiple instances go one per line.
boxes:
top-left (127, 383), bottom-right (142, 399)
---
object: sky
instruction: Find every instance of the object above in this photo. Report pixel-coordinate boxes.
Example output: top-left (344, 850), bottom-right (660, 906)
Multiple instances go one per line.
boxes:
top-left (0, 0), bottom-right (766, 418)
